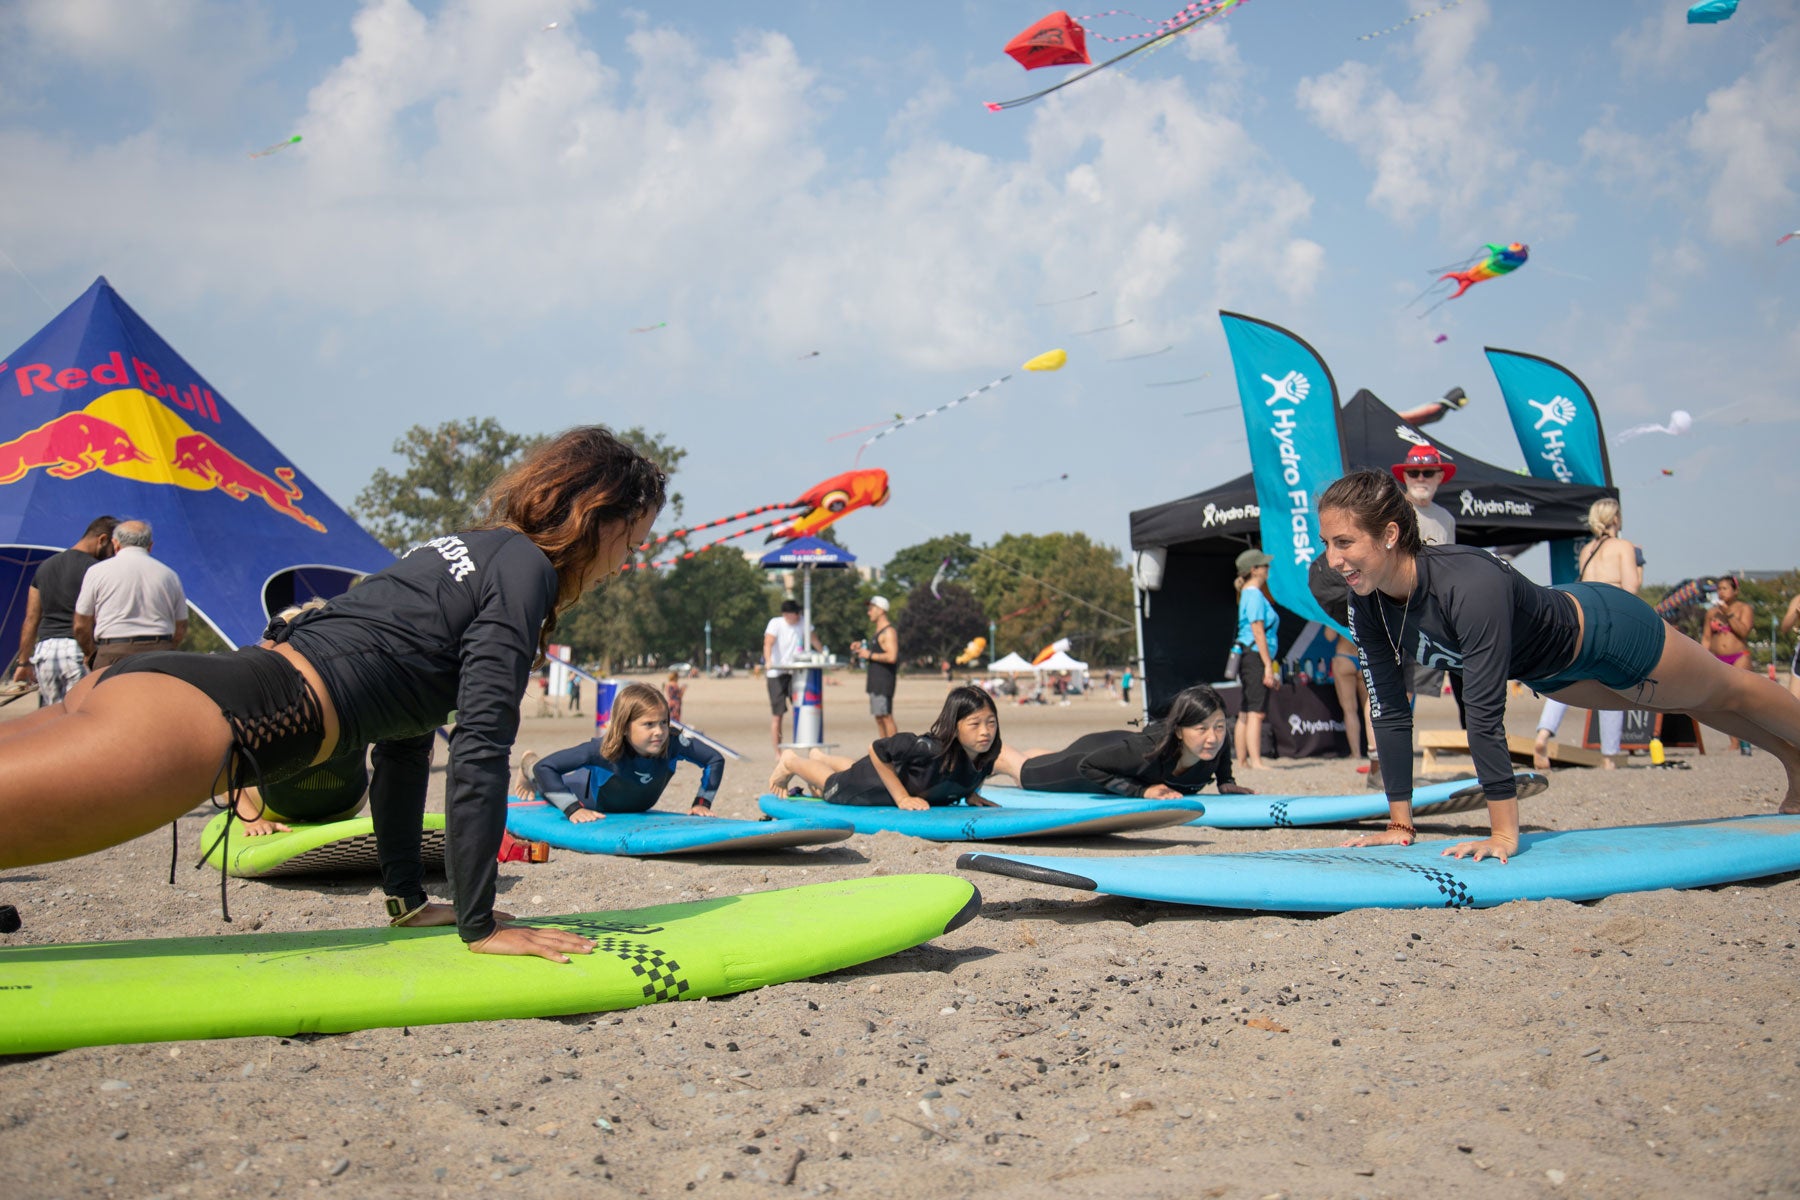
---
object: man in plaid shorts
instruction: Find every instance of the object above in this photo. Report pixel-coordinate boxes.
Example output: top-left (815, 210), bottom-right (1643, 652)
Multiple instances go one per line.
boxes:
top-left (11, 516), bottom-right (117, 706)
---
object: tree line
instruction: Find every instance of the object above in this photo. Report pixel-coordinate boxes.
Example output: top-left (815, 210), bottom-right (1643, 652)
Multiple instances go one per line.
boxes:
top-left (350, 419), bottom-right (1137, 673)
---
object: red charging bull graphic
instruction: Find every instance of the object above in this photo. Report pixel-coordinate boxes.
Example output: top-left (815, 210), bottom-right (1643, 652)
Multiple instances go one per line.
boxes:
top-left (0, 412), bottom-right (152, 484)
top-left (172, 434), bottom-right (326, 533)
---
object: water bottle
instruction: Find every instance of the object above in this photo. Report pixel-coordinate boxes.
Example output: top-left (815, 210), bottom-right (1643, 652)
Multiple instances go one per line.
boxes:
top-left (1649, 737), bottom-right (1665, 766)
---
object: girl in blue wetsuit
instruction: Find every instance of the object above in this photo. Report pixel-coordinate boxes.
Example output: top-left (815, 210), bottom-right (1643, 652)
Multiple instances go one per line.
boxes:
top-left (1318, 469), bottom-right (1800, 863)
top-left (520, 683), bottom-right (723, 819)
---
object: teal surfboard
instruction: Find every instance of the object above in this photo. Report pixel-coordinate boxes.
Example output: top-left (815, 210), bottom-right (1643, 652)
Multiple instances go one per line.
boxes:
top-left (199, 812), bottom-right (448, 878)
top-left (985, 773), bottom-right (1546, 829)
top-left (758, 793), bottom-right (1204, 840)
top-left (959, 814), bottom-right (1800, 911)
top-left (506, 800), bottom-right (853, 855)
top-left (0, 874), bottom-right (980, 1055)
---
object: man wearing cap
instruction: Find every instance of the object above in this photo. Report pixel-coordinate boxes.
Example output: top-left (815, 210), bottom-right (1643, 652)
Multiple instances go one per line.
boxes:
top-left (763, 598), bottom-right (823, 752)
top-left (855, 596), bottom-right (901, 738)
top-left (1393, 443), bottom-right (1458, 547)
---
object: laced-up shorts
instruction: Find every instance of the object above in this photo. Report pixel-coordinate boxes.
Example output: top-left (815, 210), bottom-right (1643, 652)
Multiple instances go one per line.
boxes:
top-left (97, 647), bottom-right (327, 788)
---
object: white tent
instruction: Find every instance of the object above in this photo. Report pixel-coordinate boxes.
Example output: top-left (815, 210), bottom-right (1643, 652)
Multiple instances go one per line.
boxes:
top-left (1034, 649), bottom-right (1088, 673)
top-left (987, 651), bottom-right (1034, 672)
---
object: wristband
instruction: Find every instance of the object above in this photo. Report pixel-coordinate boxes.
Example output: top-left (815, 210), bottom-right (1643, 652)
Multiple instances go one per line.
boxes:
top-left (692, 796), bottom-right (713, 809)
top-left (385, 893), bottom-right (431, 926)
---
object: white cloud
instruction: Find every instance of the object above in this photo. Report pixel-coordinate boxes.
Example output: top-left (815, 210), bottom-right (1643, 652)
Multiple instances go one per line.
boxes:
top-left (1686, 27), bottom-right (1800, 246)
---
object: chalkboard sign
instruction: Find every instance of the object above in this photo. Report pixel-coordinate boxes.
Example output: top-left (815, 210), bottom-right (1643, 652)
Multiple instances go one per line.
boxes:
top-left (1583, 710), bottom-right (1705, 753)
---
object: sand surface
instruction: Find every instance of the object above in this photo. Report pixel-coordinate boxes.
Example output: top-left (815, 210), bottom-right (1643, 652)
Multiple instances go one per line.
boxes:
top-left (3, 673), bottom-right (1797, 1199)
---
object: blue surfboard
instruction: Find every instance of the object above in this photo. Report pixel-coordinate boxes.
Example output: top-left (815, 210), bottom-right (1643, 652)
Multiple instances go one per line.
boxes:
top-left (507, 801), bottom-right (853, 856)
top-left (958, 814), bottom-right (1800, 910)
top-left (985, 773), bottom-right (1545, 829)
top-left (758, 794), bottom-right (1205, 841)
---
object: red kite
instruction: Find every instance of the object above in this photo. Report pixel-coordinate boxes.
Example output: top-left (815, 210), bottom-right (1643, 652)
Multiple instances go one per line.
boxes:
top-left (1005, 12), bottom-right (1092, 69)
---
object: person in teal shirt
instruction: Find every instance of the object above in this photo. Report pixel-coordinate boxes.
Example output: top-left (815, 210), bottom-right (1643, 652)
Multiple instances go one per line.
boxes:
top-left (1233, 548), bottom-right (1280, 771)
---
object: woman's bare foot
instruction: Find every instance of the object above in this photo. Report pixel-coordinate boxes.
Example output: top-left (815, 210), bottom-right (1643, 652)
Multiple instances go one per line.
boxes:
top-left (512, 753), bottom-right (540, 801)
top-left (1532, 733), bottom-right (1552, 772)
top-left (1600, 754), bottom-right (1618, 770)
top-left (396, 902), bottom-right (515, 928)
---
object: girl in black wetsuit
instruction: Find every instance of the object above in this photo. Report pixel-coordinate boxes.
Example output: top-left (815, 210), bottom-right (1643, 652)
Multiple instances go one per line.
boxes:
top-left (767, 685), bottom-right (1001, 809)
top-left (517, 683), bottom-right (724, 819)
top-left (1318, 469), bottom-right (1800, 863)
top-left (994, 685), bottom-right (1254, 799)
top-left (0, 426), bottom-right (667, 965)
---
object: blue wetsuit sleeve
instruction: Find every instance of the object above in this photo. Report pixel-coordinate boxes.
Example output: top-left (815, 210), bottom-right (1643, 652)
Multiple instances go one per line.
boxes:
top-left (535, 740), bottom-right (606, 814)
top-left (1349, 593), bottom-right (1415, 805)
top-left (1445, 582), bottom-right (1519, 802)
top-left (671, 731), bottom-right (725, 803)
top-left (446, 540), bottom-right (557, 944)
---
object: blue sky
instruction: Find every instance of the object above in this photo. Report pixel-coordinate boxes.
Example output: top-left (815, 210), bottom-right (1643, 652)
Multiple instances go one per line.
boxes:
top-left (1, 0), bottom-right (1795, 583)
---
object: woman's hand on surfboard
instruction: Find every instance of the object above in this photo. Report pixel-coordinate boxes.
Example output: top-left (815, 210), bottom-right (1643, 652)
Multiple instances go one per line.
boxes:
top-left (1440, 836), bottom-right (1516, 863)
top-left (896, 795), bottom-right (931, 811)
top-left (470, 925), bottom-right (595, 963)
top-left (569, 809), bottom-right (604, 824)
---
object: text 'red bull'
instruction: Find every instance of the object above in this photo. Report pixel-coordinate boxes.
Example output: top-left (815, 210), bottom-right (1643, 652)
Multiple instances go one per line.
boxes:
top-left (0, 412), bottom-right (151, 484)
top-left (10, 351), bottom-right (221, 424)
top-left (172, 434), bottom-right (326, 532)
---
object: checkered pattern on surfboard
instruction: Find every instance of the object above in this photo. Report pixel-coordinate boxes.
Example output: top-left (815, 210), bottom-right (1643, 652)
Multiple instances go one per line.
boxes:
top-left (239, 829), bottom-right (448, 878)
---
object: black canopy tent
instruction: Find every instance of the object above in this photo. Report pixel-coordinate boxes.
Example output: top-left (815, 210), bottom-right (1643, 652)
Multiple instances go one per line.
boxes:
top-left (1129, 388), bottom-right (1618, 715)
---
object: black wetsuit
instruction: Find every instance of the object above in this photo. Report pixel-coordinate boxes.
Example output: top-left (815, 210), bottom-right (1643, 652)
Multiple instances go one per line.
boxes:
top-left (532, 730), bottom-right (725, 814)
top-left (1347, 544), bottom-right (1579, 806)
top-left (260, 741), bottom-right (369, 822)
top-left (822, 733), bottom-right (989, 807)
top-left (1018, 724), bottom-right (1237, 797)
top-left (273, 529), bottom-right (557, 943)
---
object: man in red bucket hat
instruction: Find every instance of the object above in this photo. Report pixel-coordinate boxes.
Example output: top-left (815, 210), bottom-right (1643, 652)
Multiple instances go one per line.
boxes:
top-left (1391, 443), bottom-right (1457, 547)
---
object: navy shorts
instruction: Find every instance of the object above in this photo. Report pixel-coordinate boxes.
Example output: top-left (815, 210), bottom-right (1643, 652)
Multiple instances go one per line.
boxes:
top-left (1525, 582), bottom-right (1667, 694)
top-left (1237, 651), bottom-right (1271, 714)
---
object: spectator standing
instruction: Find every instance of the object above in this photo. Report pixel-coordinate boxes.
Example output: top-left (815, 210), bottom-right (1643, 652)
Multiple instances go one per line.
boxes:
top-left (73, 521), bottom-right (186, 670)
top-left (1780, 592), bottom-right (1800, 702)
top-left (855, 595), bottom-right (900, 738)
top-left (12, 516), bottom-right (118, 705)
top-left (1533, 499), bottom-right (1642, 770)
top-left (1703, 575), bottom-right (1757, 754)
top-left (665, 670), bottom-right (685, 723)
top-left (1231, 548), bottom-right (1279, 772)
top-left (1393, 443), bottom-right (1460, 708)
top-left (763, 598), bottom-right (821, 751)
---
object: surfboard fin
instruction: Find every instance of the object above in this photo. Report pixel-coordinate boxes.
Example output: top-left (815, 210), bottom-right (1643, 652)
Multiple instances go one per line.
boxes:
top-left (955, 854), bottom-right (1096, 892)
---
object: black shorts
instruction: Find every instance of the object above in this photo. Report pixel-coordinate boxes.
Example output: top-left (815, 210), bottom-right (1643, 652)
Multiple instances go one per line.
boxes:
top-left (766, 672), bottom-right (795, 715)
top-left (99, 647), bottom-right (326, 787)
top-left (1237, 652), bottom-right (1271, 715)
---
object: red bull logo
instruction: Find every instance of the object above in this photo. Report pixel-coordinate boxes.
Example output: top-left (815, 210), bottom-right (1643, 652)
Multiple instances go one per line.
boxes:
top-left (0, 388), bottom-right (325, 532)
top-left (8, 350), bottom-right (222, 423)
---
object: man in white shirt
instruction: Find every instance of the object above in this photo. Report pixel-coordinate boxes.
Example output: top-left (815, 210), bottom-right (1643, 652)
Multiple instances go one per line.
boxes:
top-left (1392, 443), bottom-right (1457, 547)
top-left (762, 599), bottom-right (821, 752)
top-left (74, 520), bottom-right (187, 670)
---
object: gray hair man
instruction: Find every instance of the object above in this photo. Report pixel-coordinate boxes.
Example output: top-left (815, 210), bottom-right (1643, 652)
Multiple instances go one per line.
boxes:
top-left (74, 520), bottom-right (188, 670)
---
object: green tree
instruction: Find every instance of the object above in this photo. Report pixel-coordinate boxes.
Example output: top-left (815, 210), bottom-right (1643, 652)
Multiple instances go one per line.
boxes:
top-left (557, 567), bottom-right (665, 672)
top-left (654, 546), bottom-right (779, 669)
top-left (895, 582), bottom-right (987, 668)
top-left (800, 533), bottom-right (877, 654)
top-left (354, 419), bottom-right (687, 553)
top-left (882, 534), bottom-right (980, 596)
top-left (968, 532), bottom-right (1134, 665)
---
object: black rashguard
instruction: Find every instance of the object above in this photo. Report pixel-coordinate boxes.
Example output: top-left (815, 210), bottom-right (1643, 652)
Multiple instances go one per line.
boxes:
top-left (1018, 725), bottom-right (1236, 797)
top-left (822, 733), bottom-right (989, 807)
top-left (273, 529), bottom-right (558, 943)
top-left (532, 730), bottom-right (725, 814)
top-left (1347, 544), bottom-right (1579, 806)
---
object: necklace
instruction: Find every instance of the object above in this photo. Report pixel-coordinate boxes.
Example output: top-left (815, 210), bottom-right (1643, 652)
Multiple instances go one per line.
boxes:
top-left (1377, 560), bottom-right (1415, 667)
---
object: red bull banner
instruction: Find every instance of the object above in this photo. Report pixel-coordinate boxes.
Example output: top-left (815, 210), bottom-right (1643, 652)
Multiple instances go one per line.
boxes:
top-left (0, 277), bottom-right (391, 657)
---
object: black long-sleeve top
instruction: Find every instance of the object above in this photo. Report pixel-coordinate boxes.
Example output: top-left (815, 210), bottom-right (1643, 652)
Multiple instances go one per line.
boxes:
top-left (1347, 545), bottom-right (1578, 806)
top-left (274, 529), bottom-right (557, 943)
top-left (1075, 723), bottom-right (1237, 797)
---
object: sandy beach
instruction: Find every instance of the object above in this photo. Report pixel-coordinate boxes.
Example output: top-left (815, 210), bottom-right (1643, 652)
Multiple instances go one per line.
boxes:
top-left (3, 672), bottom-right (1797, 1199)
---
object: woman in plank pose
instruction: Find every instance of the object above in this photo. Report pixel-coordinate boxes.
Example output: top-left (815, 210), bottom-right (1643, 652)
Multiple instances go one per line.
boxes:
top-left (768, 685), bottom-right (1001, 809)
top-left (1319, 470), bottom-right (1800, 862)
top-left (0, 426), bottom-right (666, 962)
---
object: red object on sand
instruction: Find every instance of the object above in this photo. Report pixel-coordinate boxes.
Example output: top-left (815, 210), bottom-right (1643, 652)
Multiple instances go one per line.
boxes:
top-left (1005, 12), bottom-right (1092, 69)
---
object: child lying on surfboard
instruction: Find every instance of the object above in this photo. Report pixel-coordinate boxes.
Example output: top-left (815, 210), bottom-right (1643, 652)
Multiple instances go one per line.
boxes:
top-left (768, 685), bottom-right (1001, 809)
top-left (991, 684), bottom-right (1255, 799)
top-left (513, 682), bottom-right (723, 819)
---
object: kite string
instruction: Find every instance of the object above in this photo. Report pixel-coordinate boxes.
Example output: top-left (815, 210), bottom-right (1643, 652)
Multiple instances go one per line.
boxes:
top-left (894, 516), bottom-right (1132, 629)
top-left (1357, 0), bottom-right (1466, 41)
top-left (0, 244), bottom-right (55, 313)
top-left (854, 374), bottom-right (1014, 464)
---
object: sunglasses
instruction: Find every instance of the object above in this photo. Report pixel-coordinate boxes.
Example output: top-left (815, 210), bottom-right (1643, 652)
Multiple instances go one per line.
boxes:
top-left (1404, 468), bottom-right (1442, 479)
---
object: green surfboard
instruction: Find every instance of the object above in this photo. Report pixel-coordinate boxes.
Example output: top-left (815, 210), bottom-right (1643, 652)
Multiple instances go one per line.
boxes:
top-left (0, 875), bottom-right (980, 1055)
top-left (198, 811), bottom-right (448, 877)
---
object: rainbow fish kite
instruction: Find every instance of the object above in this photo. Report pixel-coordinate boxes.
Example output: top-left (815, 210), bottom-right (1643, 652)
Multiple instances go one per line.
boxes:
top-left (1412, 243), bottom-right (1529, 315)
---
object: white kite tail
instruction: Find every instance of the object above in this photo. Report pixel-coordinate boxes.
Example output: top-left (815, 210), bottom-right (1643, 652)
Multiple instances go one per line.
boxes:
top-left (854, 374), bottom-right (1015, 464)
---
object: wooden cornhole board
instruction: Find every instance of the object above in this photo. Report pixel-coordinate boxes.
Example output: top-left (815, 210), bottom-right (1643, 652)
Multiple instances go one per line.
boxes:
top-left (1419, 730), bottom-right (1603, 771)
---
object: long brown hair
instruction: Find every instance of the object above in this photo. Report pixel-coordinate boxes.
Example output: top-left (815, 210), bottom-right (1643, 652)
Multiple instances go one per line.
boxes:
top-left (1318, 470), bottom-right (1422, 554)
top-left (473, 425), bottom-right (667, 632)
top-left (600, 682), bottom-right (669, 761)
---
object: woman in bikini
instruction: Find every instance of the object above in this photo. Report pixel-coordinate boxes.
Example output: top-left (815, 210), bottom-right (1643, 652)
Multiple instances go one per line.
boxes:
top-left (0, 426), bottom-right (667, 963)
top-left (1532, 499), bottom-right (1642, 770)
top-left (1319, 470), bottom-right (1800, 863)
top-left (1703, 575), bottom-right (1758, 753)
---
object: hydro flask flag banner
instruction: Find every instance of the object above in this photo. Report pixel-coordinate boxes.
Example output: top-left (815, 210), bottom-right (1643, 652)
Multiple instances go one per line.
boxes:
top-left (1484, 347), bottom-right (1612, 583)
top-left (1219, 311), bottom-right (1352, 640)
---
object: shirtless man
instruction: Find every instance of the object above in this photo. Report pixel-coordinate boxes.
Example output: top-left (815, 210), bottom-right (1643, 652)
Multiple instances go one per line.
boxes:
top-left (1704, 575), bottom-right (1757, 753)
top-left (1533, 500), bottom-right (1645, 769)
